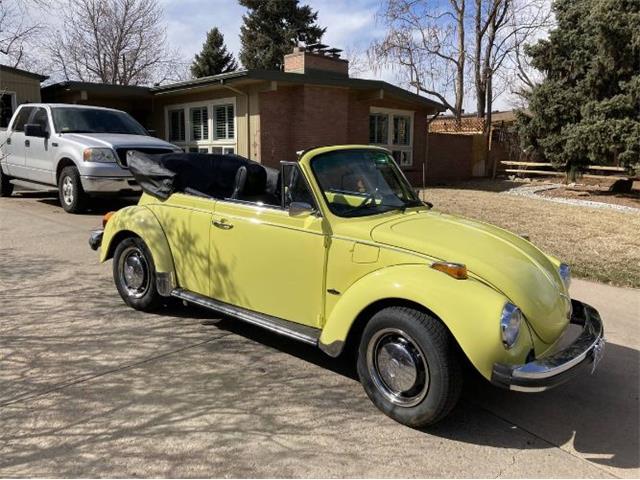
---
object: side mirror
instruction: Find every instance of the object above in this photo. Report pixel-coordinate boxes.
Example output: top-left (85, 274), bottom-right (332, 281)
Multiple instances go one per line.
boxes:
top-left (289, 201), bottom-right (315, 217)
top-left (24, 123), bottom-right (47, 138)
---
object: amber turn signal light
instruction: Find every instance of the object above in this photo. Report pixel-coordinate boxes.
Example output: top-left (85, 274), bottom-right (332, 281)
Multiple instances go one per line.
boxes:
top-left (431, 262), bottom-right (468, 280)
top-left (102, 211), bottom-right (116, 228)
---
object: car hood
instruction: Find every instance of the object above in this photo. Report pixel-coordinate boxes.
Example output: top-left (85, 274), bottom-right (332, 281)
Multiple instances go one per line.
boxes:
top-left (59, 133), bottom-right (177, 149)
top-left (371, 211), bottom-right (570, 343)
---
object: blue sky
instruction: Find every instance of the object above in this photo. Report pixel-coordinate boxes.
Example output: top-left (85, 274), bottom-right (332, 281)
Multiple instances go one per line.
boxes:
top-left (159, 0), bottom-right (383, 65)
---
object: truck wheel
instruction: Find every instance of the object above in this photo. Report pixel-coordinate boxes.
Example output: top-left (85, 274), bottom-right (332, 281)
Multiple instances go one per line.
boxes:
top-left (113, 236), bottom-right (162, 312)
top-left (58, 166), bottom-right (88, 213)
top-left (0, 168), bottom-right (14, 197)
top-left (357, 307), bottom-right (462, 427)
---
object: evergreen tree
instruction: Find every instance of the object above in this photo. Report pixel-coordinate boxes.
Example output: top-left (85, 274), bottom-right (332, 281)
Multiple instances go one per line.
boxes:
top-left (239, 0), bottom-right (326, 70)
top-left (518, 0), bottom-right (640, 168)
top-left (191, 27), bottom-right (238, 78)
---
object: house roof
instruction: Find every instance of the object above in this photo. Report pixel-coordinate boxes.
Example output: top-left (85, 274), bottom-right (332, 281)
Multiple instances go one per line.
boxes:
top-left (41, 81), bottom-right (152, 98)
top-left (41, 70), bottom-right (446, 112)
top-left (150, 70), bottom-right (446, 111)
top-left (0, 64), bottom-right (48, 82)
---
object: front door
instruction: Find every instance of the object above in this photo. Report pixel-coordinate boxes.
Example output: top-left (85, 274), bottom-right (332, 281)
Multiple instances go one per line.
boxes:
top-left (24, 107), bottom-right (54, 185)
top-left (147, 193), bottom-right (214, 296)
top-left (209, 166), bottom-right (327, 328)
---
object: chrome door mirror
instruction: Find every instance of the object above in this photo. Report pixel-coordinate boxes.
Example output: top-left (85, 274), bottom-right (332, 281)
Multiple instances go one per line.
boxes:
top-left (289, 201), bottom-right (315, 217)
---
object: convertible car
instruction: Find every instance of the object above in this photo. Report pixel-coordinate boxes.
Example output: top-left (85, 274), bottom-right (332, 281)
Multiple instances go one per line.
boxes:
top-left (90, 145), bottom-right (605, 427)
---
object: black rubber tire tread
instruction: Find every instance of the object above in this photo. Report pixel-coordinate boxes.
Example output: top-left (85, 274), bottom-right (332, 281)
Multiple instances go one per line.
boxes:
top-left (58, 166), bottom-right (88, 213)
top-left (0, 168), bottom-right (13, 197)
top-left (357, 306), bottom-right (463, 427)
top-left (112, 236), bottom-right (163, 312)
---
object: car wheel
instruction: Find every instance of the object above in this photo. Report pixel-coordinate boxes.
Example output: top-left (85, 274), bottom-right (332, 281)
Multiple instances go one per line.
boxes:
top-left (357, 306), bottom-right (463, 427)
top-left (0, 168), bottom-right (14, 197)
top-left (58, 166), bottom-right (88, 213)
top-left (113, 236), bottom-right (162, 312)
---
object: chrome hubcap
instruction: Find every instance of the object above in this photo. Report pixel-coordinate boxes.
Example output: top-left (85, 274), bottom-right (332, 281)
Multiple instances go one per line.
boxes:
top-left (62, 176), bottom-right (74, 205)
top-left (367, 328), bottom-right (429, 407)
top-left (119, 247), bottom-right (149, 298)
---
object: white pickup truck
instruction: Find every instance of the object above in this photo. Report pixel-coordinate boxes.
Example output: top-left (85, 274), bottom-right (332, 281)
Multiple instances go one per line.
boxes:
top-left (0, 103), bottom-right (180, 213)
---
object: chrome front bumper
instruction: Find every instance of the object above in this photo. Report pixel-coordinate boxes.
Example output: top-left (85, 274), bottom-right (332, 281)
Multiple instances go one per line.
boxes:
top-left (491, 300), bottom-right (605, 392)
top-left (80, 175), bottom-right (141, 193)
top-left (89, 229), bottom-right (103, 251)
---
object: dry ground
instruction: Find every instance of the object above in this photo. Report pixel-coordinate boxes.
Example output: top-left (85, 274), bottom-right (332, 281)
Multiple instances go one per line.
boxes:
top-left (422, 180), bottom-right (640, 288)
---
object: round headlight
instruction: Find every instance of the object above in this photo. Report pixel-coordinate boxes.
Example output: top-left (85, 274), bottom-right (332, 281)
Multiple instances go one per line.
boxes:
top-left (500, 302), bottom-right (522, 349)
top-left (559, 263), bottom-right (571, 289)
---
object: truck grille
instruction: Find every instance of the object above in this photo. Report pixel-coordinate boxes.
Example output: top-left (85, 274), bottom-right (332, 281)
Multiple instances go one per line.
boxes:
top-left (115, 148), bottom-right (174, 167)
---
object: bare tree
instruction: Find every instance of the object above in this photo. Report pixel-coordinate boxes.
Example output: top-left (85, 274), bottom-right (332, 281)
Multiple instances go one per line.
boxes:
top-left (0, 0), bottom-right (49, 68)
top-left (48, 0), bottom-right (185, 85)
top-left (370, 0), bottom-right (466, 120)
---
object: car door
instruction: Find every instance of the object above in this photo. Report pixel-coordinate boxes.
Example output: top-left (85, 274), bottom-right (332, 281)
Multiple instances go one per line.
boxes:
top-left (24, 107), bottom-right (54, 185)
top-left (147, 193), bottom-right (215, 296)
top-left (209, 164), bottom-right (327, 328)
top-left (4, 106), bottom-right (33, 179)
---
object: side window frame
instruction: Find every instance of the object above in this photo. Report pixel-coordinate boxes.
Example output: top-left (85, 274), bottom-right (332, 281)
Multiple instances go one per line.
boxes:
top-left (280, 161), bottom-right (320, 214)
top-left (29, 107), bottom-right (51, 136)
top-left (10, 106), bottom-right (35, 132)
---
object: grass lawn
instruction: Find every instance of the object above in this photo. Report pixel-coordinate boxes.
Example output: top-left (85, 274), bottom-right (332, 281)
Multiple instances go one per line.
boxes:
top-left (422, 180), bottom-right (640, 288)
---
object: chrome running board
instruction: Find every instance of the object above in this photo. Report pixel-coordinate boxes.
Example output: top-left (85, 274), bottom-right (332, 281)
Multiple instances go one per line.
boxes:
top-left (171, 288), bottom-right (321, 346)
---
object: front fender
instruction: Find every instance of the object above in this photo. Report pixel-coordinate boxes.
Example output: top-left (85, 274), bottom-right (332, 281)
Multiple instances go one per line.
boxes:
top-left (100, 205), bottom-right (176, 291)
top-left (318, 264), bottom-right (533, 380)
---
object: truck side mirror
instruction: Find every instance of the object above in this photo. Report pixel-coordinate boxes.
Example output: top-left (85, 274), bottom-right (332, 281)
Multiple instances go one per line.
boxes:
top-left (24, 123), bottom-right (47, 138)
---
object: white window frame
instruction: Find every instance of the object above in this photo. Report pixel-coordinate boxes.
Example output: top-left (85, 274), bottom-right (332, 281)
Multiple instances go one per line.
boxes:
top-left (164, 97), bottom-right (237, 153)
top-left (369, 107), bottom-right (414, 167)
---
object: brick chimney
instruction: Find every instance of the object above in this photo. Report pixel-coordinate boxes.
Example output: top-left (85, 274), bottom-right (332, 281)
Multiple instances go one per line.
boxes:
top-left (284, 45), bottom-right (349, 77)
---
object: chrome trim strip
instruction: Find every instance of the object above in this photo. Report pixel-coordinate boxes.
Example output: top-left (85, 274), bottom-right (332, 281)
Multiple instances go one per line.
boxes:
top-left (156, 272), bottom-right (176, 297)
top-left (171, 288), bottom-right (320, 345)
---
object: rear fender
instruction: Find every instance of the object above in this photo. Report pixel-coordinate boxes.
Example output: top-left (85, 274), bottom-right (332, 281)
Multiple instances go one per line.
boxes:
top-left (100, 205), bottom-right (176, 295)
top-left (318, 264), bottom-right (533, 380)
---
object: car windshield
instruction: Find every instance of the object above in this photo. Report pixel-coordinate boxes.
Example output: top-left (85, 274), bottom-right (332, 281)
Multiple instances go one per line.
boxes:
top-left (310, 148), bottom-right (424, 218)
top-left (52, 107), bottom-right (148, 135)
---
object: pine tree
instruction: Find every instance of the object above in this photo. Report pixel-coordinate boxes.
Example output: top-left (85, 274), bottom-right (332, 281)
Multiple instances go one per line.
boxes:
top-left (239, 0), bottom-right (326, 70)
top-left (191, 28), bottom-right (238, 78)
top-left (518, 0), bottom-right (640, 169)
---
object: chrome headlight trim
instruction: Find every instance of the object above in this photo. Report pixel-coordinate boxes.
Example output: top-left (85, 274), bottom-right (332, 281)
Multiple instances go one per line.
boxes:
top-left (500, 302), bottom-right (522, 349)
top-left (559, 263), bottom-right (571, 289)
top-left (83, 147), bottom-right (118, 163)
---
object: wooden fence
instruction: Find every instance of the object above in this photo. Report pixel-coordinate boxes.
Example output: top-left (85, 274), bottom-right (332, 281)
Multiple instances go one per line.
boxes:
top-left (500, 161), bottom-right (635, 181)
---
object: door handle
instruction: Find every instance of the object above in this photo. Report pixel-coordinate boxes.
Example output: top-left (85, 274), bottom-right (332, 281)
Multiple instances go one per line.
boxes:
top-left (6, 138), bottom-right (10, 145)
top-left (212, 219), bottom-right (233, 230)
top-left (25, 139), bottom-right (30, 147)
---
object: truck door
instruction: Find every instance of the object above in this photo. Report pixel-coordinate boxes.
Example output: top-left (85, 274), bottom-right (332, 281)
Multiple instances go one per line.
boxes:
top-left (4, 106), bottom-right (33, 179)
top-left (24, 107), bottom-right (54, 185)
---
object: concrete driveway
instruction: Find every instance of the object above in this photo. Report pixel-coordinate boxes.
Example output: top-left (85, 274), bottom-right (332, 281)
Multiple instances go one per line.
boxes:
top-left (1, 189), bottom-right (638, 478)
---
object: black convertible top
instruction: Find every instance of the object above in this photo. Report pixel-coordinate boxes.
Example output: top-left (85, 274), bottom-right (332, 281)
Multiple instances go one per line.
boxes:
top-left (127, 151), bottom-right (279, 201)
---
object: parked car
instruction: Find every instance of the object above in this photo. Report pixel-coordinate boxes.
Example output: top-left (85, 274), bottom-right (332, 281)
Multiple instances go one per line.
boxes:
top-left (0, 103), bottom-right (180, 213)
top-left (90, 145), bottom-right (605, 427)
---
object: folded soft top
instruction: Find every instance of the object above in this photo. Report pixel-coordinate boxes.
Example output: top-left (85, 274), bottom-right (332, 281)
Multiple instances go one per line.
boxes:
top-left (127, 151), bottom-right (278, 200)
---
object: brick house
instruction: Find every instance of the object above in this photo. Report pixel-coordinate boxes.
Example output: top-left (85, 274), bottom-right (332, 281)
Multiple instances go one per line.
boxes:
top-left (42, 47), bottom-right (445, 184)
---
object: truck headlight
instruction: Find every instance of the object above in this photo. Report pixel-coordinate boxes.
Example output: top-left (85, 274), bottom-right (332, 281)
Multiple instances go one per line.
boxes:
top-left (500, 302), bottom-right (522, 349)
top-left (559, 263), bottom-right (571, 289)
top-left (83, 148), bottom-right (117, 163)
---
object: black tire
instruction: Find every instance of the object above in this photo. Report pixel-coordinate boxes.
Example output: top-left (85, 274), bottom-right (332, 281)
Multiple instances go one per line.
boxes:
top-left (357, 306), bottom-right (462, 427)
top-left (0, 168), bottom-right (14, 197)
top-left (58, 165), bottom-right (88, 213)
top-left (113, 236), bottom-right (163, 312)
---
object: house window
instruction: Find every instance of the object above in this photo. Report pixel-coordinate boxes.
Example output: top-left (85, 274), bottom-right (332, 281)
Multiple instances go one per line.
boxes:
top-left (168, 109), bottom-right (185, 142)
top-left (369, 107), bottom-right (414, 167)
top-left (165, 97), bottom-right (236, 154)
top-left (190, 106), bottom-right (208, 141)
top-left (214, 104), bottom-right (234, 140)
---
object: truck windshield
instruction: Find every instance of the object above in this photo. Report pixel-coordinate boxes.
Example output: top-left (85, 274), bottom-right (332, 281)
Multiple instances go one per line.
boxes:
top-left (51, 107), bottom-right (148, 135)
top-left (310, 148), bottom-right (424, 218)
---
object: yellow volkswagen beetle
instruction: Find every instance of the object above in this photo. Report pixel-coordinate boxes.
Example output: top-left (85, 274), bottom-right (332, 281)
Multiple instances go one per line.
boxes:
top-left (90, 145), bottom-right (605, 427)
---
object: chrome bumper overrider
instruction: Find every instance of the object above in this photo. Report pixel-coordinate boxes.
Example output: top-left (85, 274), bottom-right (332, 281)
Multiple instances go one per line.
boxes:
top-left (89, 229), bottom-right (103, 251)
top-left (491, 300), bottom-right (605, 392)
